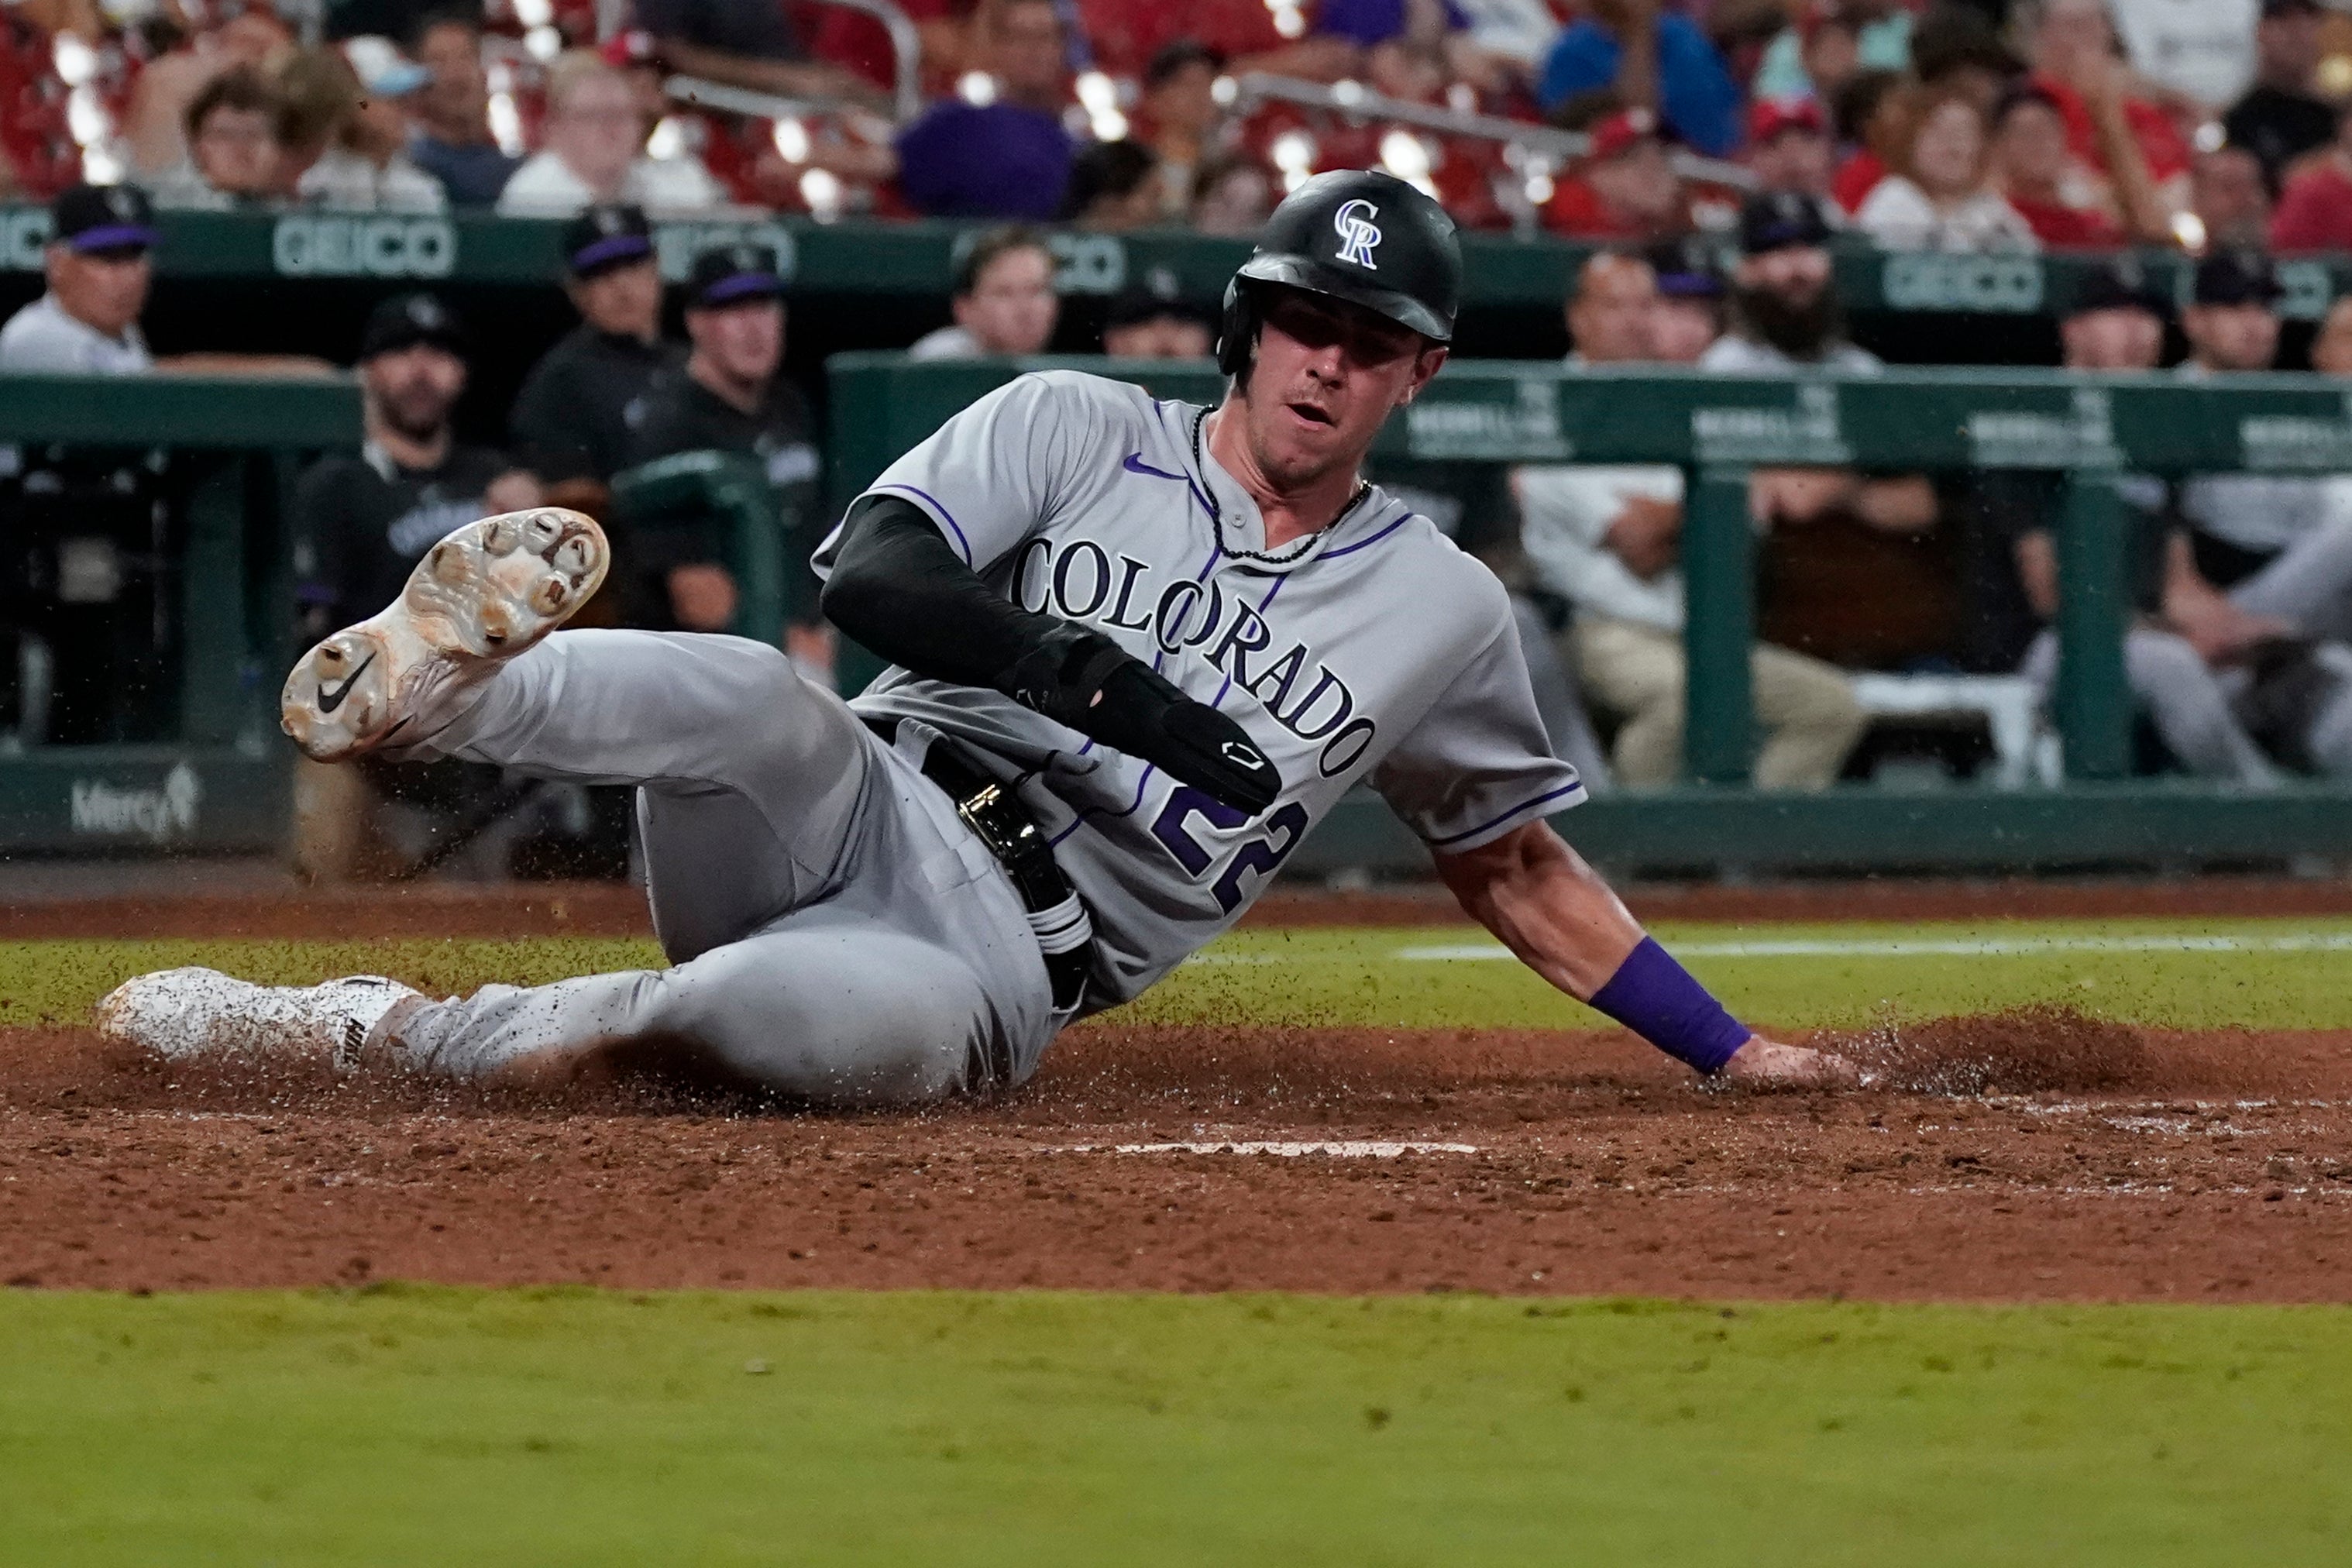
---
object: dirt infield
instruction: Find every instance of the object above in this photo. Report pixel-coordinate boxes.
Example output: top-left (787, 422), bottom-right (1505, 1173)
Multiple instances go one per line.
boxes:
top-left (4, 1004), bottom-right (2350, 1302)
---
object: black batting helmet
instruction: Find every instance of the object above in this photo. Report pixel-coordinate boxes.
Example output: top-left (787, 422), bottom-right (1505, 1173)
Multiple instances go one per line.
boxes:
top-left (1216, 168), bottom-right (1461, 377)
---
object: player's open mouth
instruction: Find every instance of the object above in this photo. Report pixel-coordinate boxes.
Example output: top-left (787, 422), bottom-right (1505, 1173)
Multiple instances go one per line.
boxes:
top-left (1285, 401), bottom-right (1336, 427)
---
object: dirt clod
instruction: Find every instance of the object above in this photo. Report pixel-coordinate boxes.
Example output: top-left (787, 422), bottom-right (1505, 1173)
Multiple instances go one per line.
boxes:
top-left (1819, 1006), bottom-right (2155, 1095)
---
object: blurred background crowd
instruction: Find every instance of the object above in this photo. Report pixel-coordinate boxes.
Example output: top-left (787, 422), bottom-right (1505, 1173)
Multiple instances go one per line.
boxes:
top-left (0, 0), bottom-right (2350, 242)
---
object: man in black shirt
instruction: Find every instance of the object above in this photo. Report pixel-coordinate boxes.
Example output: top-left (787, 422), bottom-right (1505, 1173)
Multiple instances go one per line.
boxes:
top-left (294, 292), bottom-right (540, 633)
top-left (621, 242), bottom-right (825, 671)
top-left (2224, 0), bottom-right (2335, 192)
top-left (510, 204), bottom-right (683, 484)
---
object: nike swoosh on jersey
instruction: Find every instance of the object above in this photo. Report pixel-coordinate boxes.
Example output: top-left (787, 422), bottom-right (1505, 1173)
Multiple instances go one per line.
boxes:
top-left (1123, 452), bottom-right (1189, 482)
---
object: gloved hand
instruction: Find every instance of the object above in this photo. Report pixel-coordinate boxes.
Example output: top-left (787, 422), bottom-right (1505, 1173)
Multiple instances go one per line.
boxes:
top-left (999, 626), bottom-right (1282, 816)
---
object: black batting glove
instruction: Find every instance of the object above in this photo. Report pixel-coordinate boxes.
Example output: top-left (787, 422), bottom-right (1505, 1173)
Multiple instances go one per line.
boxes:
top-left (999, 626), bottom-right (1283, 816)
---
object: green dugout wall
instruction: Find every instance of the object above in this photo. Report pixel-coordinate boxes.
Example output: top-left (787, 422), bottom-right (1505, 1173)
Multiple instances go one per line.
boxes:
top-left (830, 354), bottom-right (2352, 876)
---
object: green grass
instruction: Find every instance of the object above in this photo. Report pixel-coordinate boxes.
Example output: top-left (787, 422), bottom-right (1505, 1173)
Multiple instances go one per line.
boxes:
top-left (2, 1288), bottom-right (2347, 1566)
top-left (11, 916), bottom-right (2352, 1032)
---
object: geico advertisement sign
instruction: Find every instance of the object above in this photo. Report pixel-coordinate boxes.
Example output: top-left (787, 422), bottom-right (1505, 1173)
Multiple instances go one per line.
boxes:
top-left (273, 215), bottom-right (456, 277)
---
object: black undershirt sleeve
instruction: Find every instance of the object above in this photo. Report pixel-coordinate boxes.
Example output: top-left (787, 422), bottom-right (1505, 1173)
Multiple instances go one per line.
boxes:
top-left (820, 495), bottom-right (1284, 815)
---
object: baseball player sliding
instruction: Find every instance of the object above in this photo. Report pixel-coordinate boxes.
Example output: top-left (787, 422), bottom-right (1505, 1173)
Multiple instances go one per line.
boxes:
top-left (98, 171), bottom-right (1856, 1100)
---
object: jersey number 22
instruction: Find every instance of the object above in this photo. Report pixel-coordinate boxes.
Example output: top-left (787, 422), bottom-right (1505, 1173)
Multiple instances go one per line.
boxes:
top-left (1150, 786), bottom-right (1311, 914)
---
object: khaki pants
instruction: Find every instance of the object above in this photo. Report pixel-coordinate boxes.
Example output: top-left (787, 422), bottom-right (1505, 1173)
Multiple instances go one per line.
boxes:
top-left (1572, 616), bottom-right (1867, 790)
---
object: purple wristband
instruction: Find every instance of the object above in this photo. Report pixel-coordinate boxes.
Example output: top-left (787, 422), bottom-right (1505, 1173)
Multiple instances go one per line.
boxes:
top-left (1587, 937), bottom-right (1751, 1074)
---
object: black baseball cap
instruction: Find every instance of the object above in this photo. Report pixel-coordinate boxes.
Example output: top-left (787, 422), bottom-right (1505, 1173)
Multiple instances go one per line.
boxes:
top-left (562, 202), bottom-right (654, 277)
top-left (1738, 191), bottom-right (1833, 255)
top-left (2193, 247), bottom-right (2283, 307)
top-left (1645, 236), bottom-right (1724, 298)
top-left (1107, 265), bottom-right (1211, 330)
top-left (2069, 254), bottom-right (2168, 318)
top-left (359, 291), bottom-right (469, 359)
top-left (686, 242), bottom-right (785, 308)
top-left (53, 182), bottom-right (156, 256)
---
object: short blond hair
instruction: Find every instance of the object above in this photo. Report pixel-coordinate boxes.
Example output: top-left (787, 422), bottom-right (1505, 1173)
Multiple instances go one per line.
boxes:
top-left (545, 50), bottom-right (624, 116)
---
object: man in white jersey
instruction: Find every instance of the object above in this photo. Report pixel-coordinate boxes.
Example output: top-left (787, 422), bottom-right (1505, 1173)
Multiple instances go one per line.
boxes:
top-left (97, 170), bottom-right (1855, 1102)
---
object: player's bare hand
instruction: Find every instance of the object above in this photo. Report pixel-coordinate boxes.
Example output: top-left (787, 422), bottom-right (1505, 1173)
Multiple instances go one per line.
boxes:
top-left (1718, 1034), bottom-right (1862, 1088)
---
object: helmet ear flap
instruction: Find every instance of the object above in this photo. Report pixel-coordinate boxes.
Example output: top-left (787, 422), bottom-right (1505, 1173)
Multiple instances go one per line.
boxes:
top-left (1216, 277), bottom-right (1257, 380)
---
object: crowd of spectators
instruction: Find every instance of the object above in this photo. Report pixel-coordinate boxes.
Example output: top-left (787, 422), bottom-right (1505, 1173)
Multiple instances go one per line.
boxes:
top-left (0, 0), bottom-right (2340, 243)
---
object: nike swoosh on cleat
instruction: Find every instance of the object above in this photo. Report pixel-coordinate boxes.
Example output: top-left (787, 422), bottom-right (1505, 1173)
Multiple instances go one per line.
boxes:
top-left (316, 652), bottom-right (376, 714)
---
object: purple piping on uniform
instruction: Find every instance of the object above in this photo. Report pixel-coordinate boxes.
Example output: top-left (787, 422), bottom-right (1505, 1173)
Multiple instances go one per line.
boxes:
top-left (1207, 573), bottom-right (1285, 710)
top-left (872, 483), bottom-right (972, 564)
top-left (1322, 509), bottom-right (1416, 560)
top-left (1423, 782), bottom-right (1587, 848)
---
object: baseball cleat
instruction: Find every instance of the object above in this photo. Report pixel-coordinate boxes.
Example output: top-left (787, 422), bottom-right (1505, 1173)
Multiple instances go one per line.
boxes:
top-left (94, 968), bottom-right (425, 1073)
top-left (281, 507), bottom-right (606, 762)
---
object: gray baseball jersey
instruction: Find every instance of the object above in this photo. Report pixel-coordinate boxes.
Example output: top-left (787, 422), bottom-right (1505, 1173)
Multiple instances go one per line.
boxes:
top-left (813, 369), bottom-right (1582, 1011)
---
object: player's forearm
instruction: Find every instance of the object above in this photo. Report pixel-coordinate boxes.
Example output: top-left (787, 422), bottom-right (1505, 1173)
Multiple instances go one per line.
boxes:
top-left (1433, 820), bottom-right (1642, 999)
top-left (1435, 821), bottom-right (1752, 1074)
top-left (821, 495), bottom-right (1064, 686)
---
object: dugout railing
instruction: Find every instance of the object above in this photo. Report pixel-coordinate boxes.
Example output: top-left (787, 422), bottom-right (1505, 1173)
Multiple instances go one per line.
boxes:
top-left (0, 373), bottom-right (361, 854)
top-left (828, 352), bottom-right (2352, 876)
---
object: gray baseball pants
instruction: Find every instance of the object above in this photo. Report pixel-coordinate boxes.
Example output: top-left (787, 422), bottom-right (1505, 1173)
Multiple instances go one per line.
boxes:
top-left (380, 630), bottom-right (1061, 1106)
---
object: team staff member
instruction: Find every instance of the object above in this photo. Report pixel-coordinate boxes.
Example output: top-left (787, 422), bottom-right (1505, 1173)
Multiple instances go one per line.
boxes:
top-left (294, 293), bottom-right (541, 634)
top-left (102, 170), bottom-right (1854, 1101)
top-left (509, 204), bottom-right (683, 484)
top-left (619, 242), bottom-right (824, 662)
top-left (0, 183), bottom-right (331, 376)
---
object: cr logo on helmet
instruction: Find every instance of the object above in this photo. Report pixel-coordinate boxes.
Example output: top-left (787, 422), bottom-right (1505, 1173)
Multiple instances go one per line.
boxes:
top-left (1332, 199), bottom-right (1382, 270)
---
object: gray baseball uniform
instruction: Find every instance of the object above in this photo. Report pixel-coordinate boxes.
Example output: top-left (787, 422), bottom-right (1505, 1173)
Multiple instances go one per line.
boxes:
top-left (387, 370), bottom-right (1580, 1105)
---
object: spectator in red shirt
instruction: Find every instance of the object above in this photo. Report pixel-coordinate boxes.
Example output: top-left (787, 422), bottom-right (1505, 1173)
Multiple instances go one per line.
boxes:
top-left (2025, 0), bottom-right (2191, 193)
top-left (1990, 81), bottom-right (2124, 246)
top-left (2271, 101), bottom-right (2352, 253)
top-left (1546, 103), bottom-right (1690, 241)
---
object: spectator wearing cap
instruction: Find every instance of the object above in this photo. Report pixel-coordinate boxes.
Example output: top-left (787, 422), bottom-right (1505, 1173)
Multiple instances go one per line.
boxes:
top-left (0, 184), bottom-right (331, 377)
top-left (510, 205), bottom-right (685, 484)
top-left (150, 66), bottom-right (282, 211)
top-left (2182, 248), bottom-right (2285, 375)
top-left (1989, 81), bottom-right (2130, 246)
top-left (498, 53), bottom-right (728, 218)
top-left (1855, 85), bottom-right (2037, 253)
top-left (892, 0), bottom-right (1075, 220)
top-left (1973, 257), bottom-right (2282, 788)
top-left (292, 292), bottom-right (540, 636)
top-left (407, 10), bottom-right (522, 207)
top-left (1516, 250), bottom-right (1859, 790)
top-left (1644, 236), bottom-right (1724, 362)
top-left (1747, 98), bottom-right (1837, 203)
top-left (621, 245), bottom-right (824, 651)
top-left (908, 225), bottom-right (1060, 361)
top-left (1703, 191), bottom-right (1876, 372)
top-left (1102, 268), bottom-right (1213, 358)
top-left (1536, 0), bottom-right (1742, 159)
top-left (2226, 0), bottom-right (2334, 192)
top-left (2271, 101), bottom-right (2352, 252)
top-left (1706, 191), bottom-right (1947, 674)
top-left (1546, 103), bottom-right (1690, 241)
top-left (277, 43), bottom-right (447, 211)
top-left (1136, 40), bottom-right (1230, 220)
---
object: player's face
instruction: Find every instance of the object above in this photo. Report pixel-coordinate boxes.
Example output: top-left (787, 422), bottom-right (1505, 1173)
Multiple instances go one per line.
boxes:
top-left (1649, 296), bottom-right (1720, 363)
top-left (1245, 286), bottom-right (1445, 486)
top-left (2061, 306), bottom-right (2161, 372)
top-left (570, 258), bottom-right (663, 342)
top-left (1566, 258), bottom-right (1657, 363)
top-left (690, 298), bottom-right (786, 384)
top-left (48, 246), bottom-right (151, 339)
top-left (2184, 301), bottom-right (2280, 372)
top-left (363, 343), bottom-right (468, 441)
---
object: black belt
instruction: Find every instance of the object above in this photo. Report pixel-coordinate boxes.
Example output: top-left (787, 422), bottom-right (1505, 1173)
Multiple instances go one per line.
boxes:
top-left (865, 718), bottom-right (1091, 1011)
